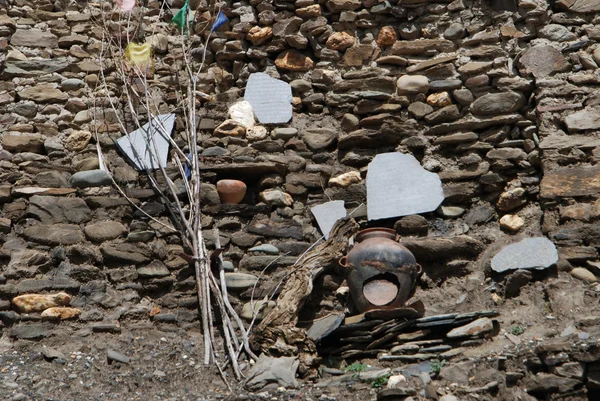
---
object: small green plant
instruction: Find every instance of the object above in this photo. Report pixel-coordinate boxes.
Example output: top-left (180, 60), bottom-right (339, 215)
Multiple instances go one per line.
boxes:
top-left (371, 373), bottom-right (391, 388)
top-left (344, 362), bottom-right (368, 373)
top-left (430, 359), bottom-right (446, 373)
top-left (511, 325), bottom-right (525, 335)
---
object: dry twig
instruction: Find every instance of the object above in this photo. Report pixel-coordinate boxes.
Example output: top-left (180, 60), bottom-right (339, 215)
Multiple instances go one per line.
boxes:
top-left (89, 0), bottom-right (252, 382)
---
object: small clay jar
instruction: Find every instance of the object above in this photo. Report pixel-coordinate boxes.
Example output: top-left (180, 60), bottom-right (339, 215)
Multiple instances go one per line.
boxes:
top-left (216, 179), bottom-right (247, 204)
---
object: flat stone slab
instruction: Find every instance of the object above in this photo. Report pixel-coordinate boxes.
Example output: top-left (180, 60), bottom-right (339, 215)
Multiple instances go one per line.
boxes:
top-left (447, 317), bottom-right (494, 339)
top-left (311, 200), bottom-right (347, 239)
top-left (540, 165), bottom-right (600, 198)
top-left (564, 107), bottom-right (600, 132)
top-left (12, 187), bottom-right (77, 196)
top-left (28, 195), bottom-right (91, 224)
top-left (224, 272), bottom-right (259, 290)
top-left (117, 114), bottom-right (174, 171)
top-left (491, 237), bottom-right (558, 273)
top-left (69, 169), bottom-right (112, 188)
top-left (244, 354), bottom-right (299, 391)
top-left (519, 45), bottom-right (570, 77)
top-left (107, 349), bottom-right (130, 364)
top-left (244, 73), bottom-right (292, 124)
top-left (10, 323), bottom-right (54, 340)
top-left (137, 261), bottom-right (170, 278)
top-left (248, 244), bottom-right (280, 254)
top-left (366, 153), bottom-right (444, 221)
top-left (539, 134), bottom-right (600, 149)
top-left (557, 0), bottom-right (600, 13)
top-left (248, 218), bottom-right (303, 240)
top-left (3, 59), bottom-right (70, 79)
top-left (307, 313), bottom-right (345, 342)
top-left (23, 224), bottom-right (85, 245)
top-left (201, 162), bottom-right (286, 178)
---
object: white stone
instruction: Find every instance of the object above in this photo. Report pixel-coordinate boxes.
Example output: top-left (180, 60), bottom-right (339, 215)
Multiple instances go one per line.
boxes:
top-left (499, 214), bottom-right (524, 232)
top-left (146, 33), bottom-right (169, 53)
top-left (259, 189), bottom-right (293, 207)
top-left (491, 237), bottom-right (558, 273)
top-left (311, 200), bottom-right (347, 239)
top-left (244, 73), bottom-right (292, 124)
top-left (438, 206), bottom-right (465, 218)
top-left (7, 49), bottom-right (27, 61)
top-left (396, 75), bottom-right (429, 95)
top-left (116, 114), bottom-right (174, 171)
top-left (570, 267), bottom-right (597, 283)
top-left (329, 171), bottom-right (361, 188)
top-left (387, 374), bottom-right (407, 388)
top-left (228, 100), bottom-right (255, 128)
top-left (246, 125), bottom-right (268, 141)
top-left (366, 153), bottom-right (444, 221)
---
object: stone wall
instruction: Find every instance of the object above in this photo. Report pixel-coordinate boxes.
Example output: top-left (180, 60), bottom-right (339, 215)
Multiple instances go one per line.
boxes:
top-left (1, 0), bottom-right (600, 347)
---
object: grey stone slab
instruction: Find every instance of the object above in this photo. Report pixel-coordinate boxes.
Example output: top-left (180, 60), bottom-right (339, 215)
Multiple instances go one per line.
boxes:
top-left (491, 237), bottom-right (558, 273)
top-left (416, 313), bottom-right (458, 323)
top-left (224, 272), bottom-right (259, 290)
top-left (366, 153), bottom-right (444, 221)
top-left (244, 73), bottom-right (292, 124)
top-left (539, 134), bottom-right (600, 150)
top-left (419, 345), bottom-right (452, 353)
top-left (244, 354), bottom-right (299, 390)
top-left (454, 310), bottom-right (498, 320)
top-left (307, 312), bottom-right (345, 341)
top-left (137, 261), bottom-right (170, 278)
top-left (10, 323), bottom-right (54, 340)
top-left (334, 319), bottom-right (385, 333)
top-left (415, 319), bottom-right (457, 329)
top-left (107, 349), bottom-right (130, 364)
top-left (41, 347), bottom-right (66, 360)
top-left (564, 107), bottom-right (600, 132)
top-left (117, 114), bottom-right (175, 171)
top-left (311, 200), bottom-right (347, 239)
top-left (3, 59), bottom-right (70, 78)
top-left (248, 244), bottom-right (280, 254)
top-left (446, 317), bottom-right (494, 339)
top-left (69, 169), bottom-right (112, 188)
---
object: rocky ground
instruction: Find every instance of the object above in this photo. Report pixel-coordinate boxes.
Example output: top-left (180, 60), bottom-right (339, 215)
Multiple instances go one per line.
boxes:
top-left (3, 267), bottom-right (600, 400)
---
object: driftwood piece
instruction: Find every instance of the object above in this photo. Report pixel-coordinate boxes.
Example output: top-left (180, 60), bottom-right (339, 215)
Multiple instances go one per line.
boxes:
top-left (250, 218), bottom-right (358, 374)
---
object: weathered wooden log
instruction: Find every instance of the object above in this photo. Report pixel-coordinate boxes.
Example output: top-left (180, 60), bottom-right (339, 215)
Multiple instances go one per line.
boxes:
top-left (402, 235), bottom-right (484, 261)
top-left (250, 217), bottom-right (358, 375)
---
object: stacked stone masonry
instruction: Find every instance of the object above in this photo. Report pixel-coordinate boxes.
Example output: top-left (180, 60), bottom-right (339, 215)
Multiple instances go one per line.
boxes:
top-left (2, 0), bottom-right (600, 397)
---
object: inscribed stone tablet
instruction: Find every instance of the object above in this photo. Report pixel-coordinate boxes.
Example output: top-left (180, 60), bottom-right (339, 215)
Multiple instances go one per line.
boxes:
top-left (244, 73), bottom-right (292, 124)
top-left (366, 153), bottom-right (444, 221)
top-left (311, 200), bottom-right (346, 239)
top-left (117, 114), bottom-right (174, 171)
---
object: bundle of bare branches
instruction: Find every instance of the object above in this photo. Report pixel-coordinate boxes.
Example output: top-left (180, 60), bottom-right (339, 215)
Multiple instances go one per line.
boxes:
top-left (87, 0), bottom-right (255, 382)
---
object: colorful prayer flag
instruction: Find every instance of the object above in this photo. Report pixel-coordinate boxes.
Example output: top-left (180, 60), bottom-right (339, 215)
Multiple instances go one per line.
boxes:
top-left (116, 0), bottom-right (135, 11)
top-left (124, 42), bottom-right (154, 75)
top-left (172, 0), bottom-right (189, 29)
top-left (211, 11), bottom-right (228, 31)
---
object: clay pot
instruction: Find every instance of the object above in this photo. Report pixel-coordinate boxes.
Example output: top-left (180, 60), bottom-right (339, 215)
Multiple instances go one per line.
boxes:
top-left (216, 179), bottom-right (247, 204)
top-left (339, 227), bottom-right (421, 313)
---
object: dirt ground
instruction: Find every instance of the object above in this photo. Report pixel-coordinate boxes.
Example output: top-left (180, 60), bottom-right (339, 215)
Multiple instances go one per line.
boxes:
top-left (2, 266), bottom-right (598, 401)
